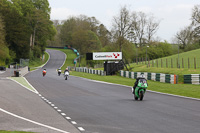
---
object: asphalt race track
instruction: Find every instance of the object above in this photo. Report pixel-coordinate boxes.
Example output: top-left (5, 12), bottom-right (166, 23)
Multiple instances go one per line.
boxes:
top-left (25, 49), bottom-right (200, 133)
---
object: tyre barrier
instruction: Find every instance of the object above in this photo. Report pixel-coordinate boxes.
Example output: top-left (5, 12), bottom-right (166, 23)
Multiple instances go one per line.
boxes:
top-left (184, 74), bottom-right (200, 85)
top-left (75, 67), bottom-right (105, 76)
top-left (120, 71), bottom-right (177, 84)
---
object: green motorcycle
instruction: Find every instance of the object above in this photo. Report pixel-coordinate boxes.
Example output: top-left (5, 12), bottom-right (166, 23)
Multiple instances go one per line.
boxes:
top-left (132, 78), bottom-right (148, 101)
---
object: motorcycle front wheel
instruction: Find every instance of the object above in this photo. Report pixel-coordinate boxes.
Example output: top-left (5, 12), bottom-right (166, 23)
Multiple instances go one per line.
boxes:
top-left (139, 91), bottom-right (144, 101)
top-left (134, 94), bottom-right (138, 100)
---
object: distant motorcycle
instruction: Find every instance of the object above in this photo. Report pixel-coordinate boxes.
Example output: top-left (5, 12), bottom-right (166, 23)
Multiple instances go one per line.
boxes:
top-left (42, 70), bottom-right (46, 77)
top-left (58, 69), bottom-right (61, 76)
top-left (132, 78), bottom-right (148, 101)
top-left (64, 71), bottom-right (69, 80)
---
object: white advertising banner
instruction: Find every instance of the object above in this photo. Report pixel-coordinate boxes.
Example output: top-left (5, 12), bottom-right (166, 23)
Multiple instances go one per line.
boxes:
top-left (93, 52), bottom-right (122, 60)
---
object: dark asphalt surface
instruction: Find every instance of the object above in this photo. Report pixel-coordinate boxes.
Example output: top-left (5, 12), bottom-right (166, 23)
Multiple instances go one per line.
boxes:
top-left (26, 49), bottom-right (200, 133)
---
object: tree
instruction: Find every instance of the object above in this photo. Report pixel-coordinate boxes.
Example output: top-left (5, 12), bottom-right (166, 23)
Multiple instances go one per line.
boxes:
top-left (131, 11), bottom-right (147, 47)
top-left (175, 26), bottom-right (194, 49)
top-left (191, 5), bottom-right (200, 40)
top-left (0, 0), bottom-right (55, 61)
top-left (97, 24), bottom-right (111, 47)
top-left (147, 42), bottom-right (172, 59)
top-left (59, 17), bottom-right (77, 46)
top-left (146, 15), bottom-right (160, 43)
top-left (112, 6), bottom-right (132, 51)
top-left (0, 0), bottom-right (31, 60)
top-left (71, 30), bottom-right (101, 54)
top-left (0, 14), bottom-right (10, 65)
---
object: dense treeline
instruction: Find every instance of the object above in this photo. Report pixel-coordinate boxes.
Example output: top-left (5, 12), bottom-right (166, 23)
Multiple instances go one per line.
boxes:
top-left (49, 7), bottom-right (170, 64)
top-left (1, 2), bottom-right (199, 66)
top-left (49, 5), bottom-right (200, 66)
top-left (0, 0), bottom-right (55, 66)
top-left (0, 14), bottom-right (9, 65)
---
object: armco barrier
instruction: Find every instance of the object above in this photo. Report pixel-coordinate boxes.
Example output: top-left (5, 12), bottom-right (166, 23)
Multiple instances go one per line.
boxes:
top-left (184, 74), bottom-right (200, 85)
top-left (120, 70), bottom-right (177, 84)
top-left (75, 67), bottom-right (105, 76)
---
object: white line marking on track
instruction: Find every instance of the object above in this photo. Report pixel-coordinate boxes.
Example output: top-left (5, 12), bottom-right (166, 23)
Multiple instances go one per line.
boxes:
top-left (61, 113), bottom-right (66, 116)
top-left (71, 121), bottom-right (77, 124)
top-left (54, 107), bottom-right (58, 109)
top-left (66, 117), bottom-right (71, 120)
top-left (51, 104), bottom-right (55, 107)
top-left (78, 127), bottom-right (85, 131)
top-left (0, 108), bottom-right (70, 133)
top-left (57, 109), bottom-right (62, 112)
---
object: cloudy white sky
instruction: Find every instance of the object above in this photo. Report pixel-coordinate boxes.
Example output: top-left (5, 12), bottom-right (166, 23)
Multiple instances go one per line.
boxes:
top-left (48, 0), bottom-right (200, 42)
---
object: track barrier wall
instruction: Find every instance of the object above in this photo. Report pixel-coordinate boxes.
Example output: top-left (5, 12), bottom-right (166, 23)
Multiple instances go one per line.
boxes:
top-left (75, 67), bottom-right (105, 76)
top-left (120, 70), bottom-right (177, 84)
top-left (184, 74), bottom-right (200, 85)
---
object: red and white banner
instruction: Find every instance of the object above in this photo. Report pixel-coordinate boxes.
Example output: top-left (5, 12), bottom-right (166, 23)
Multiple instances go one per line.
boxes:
top-left (93, 52), bottom-right (122, 60)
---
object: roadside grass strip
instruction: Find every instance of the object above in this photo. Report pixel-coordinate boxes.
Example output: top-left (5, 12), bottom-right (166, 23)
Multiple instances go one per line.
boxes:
top-left (8, 77), bottom-right (38, 94)
top-left (71, 71), bottom-right (200, 99)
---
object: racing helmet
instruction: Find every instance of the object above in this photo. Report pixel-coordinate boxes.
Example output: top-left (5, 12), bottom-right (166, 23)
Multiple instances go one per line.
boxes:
top-left (140, 74), bottom-right (145, 78)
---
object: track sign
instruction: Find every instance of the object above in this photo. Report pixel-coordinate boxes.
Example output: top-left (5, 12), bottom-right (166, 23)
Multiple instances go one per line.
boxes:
top-left (93, 52), bottom-right (122, 60)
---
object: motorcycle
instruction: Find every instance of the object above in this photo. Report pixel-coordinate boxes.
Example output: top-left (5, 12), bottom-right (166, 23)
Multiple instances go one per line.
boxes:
top-left (58, 69), bottom-right (61, 76)
top-left (64, 71), bottom-right (69, 80)
top-left (132, 78), bottom-right (148, 101)
top-left (42, 71), bottom-right (46, 77)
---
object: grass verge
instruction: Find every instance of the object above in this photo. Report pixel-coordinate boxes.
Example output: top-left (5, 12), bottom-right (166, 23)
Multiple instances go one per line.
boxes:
top-left (70, 71), bottom-right (200, 99)
top-left (29, 52), bottom-right (49, 71)
top-left (9, 77), bottom-right (37, 93)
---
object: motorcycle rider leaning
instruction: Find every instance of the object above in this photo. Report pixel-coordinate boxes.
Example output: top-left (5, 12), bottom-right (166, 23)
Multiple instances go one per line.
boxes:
top-left (133, 74), bottom-right (146, 94)
top-left (64, 68), bottom-right (69, 74)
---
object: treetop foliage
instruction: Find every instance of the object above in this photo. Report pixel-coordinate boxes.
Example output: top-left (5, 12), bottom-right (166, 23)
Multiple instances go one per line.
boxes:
top-left (0, 0), bottom-right (55, 65)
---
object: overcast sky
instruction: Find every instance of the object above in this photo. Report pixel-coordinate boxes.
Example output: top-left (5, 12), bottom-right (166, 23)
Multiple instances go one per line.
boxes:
top-left (48, 0), bottom-right (200, 42)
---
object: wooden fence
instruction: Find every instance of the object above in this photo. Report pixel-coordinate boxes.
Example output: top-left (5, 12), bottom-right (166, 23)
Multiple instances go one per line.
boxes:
top-left (133, 57), bottom-right (200, 69)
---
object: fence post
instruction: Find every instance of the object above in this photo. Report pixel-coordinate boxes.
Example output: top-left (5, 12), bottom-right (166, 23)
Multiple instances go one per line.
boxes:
top-left (171, 58), bottom-right (173, 68)
top-left (139, 57), bottom-right (140, 64)
top-left (182, 58), bottom-right (184, 68)
top-left (157, 59), bottom-right (158, 68)
top-left (142, 57), bottom-right (143, 64)
top-left (176, 58), bottom-right (178, 68)
top-left (161, 59), bottom-right (163, 68)
top-left (136, 57), bottom-right (138, 65)
top-left (166, 59), bottom-right (168, 68)
top-left (188, 58), bottom-right (190, 69)
top-left (194, 57), bottom-right (196, 69)
top-left (148, 58), bottom-right (150, 67)
top-left (152, 60), bottom-right (154, 67)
